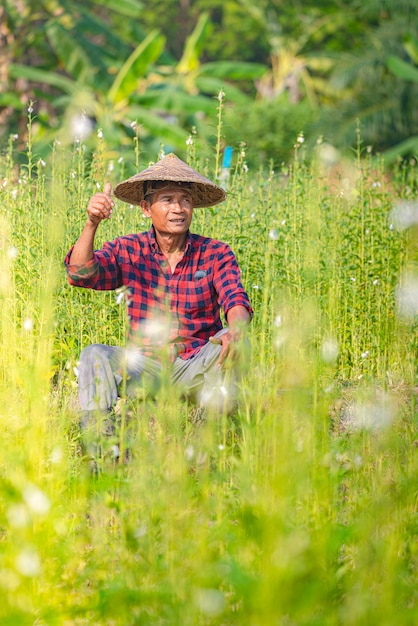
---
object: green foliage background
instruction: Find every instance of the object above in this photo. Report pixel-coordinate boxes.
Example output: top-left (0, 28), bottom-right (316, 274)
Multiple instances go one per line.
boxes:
top-left (1, 0), bottom-right (418, 165)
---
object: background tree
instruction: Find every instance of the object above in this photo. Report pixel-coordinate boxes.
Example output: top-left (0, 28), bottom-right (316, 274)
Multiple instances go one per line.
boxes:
top-left (1, 0), bottom-right (417, 167)
top-left (314, 0), bottom-right (418, 159)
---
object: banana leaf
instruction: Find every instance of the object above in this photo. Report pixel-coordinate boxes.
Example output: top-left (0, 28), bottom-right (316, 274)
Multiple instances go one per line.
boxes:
top-left (387, 55), bottom-right (418, 83)
top-left (108, 31), bottom-right (165, 103)
top-left (45, 20), bottom-right (96, 82)
top-left (134, 88), bottom-right (215, 115)
top-left (177, 13), bottom-right (211, 74)
top-left (198, 61), bottom-right (267, 81)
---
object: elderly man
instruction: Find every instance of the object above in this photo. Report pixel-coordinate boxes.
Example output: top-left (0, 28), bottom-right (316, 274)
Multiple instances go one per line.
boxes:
top-left (65, 153), bottom-right (252, 441)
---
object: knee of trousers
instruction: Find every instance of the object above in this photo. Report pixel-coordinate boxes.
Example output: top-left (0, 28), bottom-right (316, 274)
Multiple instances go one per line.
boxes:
top-left (79, 344), bottom-right (108, 365)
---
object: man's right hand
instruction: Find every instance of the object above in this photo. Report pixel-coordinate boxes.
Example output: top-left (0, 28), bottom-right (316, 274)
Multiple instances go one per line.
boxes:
top-left (87, 182), bottom-right (114, 227)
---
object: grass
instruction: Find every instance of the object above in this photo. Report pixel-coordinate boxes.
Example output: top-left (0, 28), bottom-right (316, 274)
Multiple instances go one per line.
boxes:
top-left (0, 117), bottom-right (417, 625)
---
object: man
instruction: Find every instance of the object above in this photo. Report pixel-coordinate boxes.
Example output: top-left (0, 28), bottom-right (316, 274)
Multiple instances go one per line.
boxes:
top-left (65, 153), bottom-right (252, 440)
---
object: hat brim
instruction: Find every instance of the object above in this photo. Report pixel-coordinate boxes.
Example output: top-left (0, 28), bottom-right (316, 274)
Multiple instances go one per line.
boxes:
top-left (113, 153), bottom-right (226, 208)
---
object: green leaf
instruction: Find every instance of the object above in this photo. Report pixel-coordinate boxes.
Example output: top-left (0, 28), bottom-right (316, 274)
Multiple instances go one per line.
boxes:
top-left (8, 64), bottom-right (83, 95)
top-left (382, 136), bottom-right (418, 163)
top-left (387, 55), bottom-right (418, 83)
top-left (135, 88), bottom-right (215, 115)
top-left (403, 34), bottom-right (418, 65)
top-left (108, 31), bottom-right (165, 103)
top-left (0, 92), bottom-right (24, 108)
top-left (194, 77), bottom-right (251, 104)
top-left (198, 61), bottom-right (267, 81)
top-left (45, 20), bottom-right (93, 82)
top-left (127, 106), bottom-right (188, 147)
top-left (177, 13), bottom-right (211, 74)
top-left (66, 0), bottom-right (144, 18)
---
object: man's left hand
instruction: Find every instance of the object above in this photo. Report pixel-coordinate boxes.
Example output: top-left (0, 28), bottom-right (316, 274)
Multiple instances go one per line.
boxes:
top-left (209, 328), bottom-right (244, 369)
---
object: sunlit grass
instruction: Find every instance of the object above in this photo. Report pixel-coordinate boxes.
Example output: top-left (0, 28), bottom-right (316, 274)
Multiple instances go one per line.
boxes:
top-left (0, 118), bottom-right (417, 625)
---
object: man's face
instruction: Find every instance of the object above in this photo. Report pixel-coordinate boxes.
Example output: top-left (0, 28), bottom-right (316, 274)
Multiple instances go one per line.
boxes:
top-left (140, 186), bottom-right (194, 236)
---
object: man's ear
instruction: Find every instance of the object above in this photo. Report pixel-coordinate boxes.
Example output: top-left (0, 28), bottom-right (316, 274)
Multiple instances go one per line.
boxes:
top-left (140, 200), bottom-right (151, 218)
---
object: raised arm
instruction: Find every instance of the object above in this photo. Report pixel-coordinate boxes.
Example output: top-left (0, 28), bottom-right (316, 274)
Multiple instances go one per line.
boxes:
top-left (69, 182), bottom-right (114, 266)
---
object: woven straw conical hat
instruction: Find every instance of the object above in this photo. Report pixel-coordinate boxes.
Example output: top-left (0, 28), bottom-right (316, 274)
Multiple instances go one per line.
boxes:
top-left (113, 153), bottom-right (226, 208)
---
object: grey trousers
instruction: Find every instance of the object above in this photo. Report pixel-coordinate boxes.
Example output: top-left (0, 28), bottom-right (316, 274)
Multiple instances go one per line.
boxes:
top-left (78, 329), bottom-right (239, 419)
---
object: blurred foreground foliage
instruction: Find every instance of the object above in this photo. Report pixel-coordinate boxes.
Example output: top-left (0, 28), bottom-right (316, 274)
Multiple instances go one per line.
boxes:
top-left (0, 116), bottom-right (416, 624)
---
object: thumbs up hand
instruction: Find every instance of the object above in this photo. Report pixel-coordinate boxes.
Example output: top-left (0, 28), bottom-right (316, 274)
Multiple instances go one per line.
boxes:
top-left (86, 182), bottom-right (115, 227)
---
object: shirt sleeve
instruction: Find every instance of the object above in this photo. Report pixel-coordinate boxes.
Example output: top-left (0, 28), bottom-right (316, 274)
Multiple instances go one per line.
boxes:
top-left (213, 244), bottom-right (253, 319)
top-left (64, 239), bottom-right (123, 290)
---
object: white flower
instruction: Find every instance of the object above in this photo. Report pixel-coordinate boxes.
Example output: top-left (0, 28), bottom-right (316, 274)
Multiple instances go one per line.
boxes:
top-left (185, 445), bottom-right (195, 461)
top-left (7, 246), bottom-right (18, 260)
top-left (389, 201), bottom-right (418, 230)
top-left (130, 121), bottom-right (137, 129)
top-left (134, 525), bottom-right (148, 538)
top-left (195, 589), bottom-right (225, 616)
top-left (115, 292), bottom-right (125, 305)
top-left (186, 136), bottom-right (193, 146)
top-left (317, 143), bottom-right (340, 167)
top-left (12, 133), bottom-right (18, 140)
top-left (345, 395), bottom-right (395, 431)
top-left (97, 128), bottom-right (103, 138)
top-left (23, 318), bottom-right (34, 331)
top-left (16, 549), bottom-right (40, 577)
top-left (118, 157), bottom-right (124, 163)
top-left (39, 159), bottom-right (46, 167)
top-left (70, 113), bottom-right (93, 141)
top-left (217, 89), bottom-right (225, 102)
top-left (396, 272), bottom-right (418, 319)
top-left (321, 338), bottom-right (339, 363)
top-left (269, 228), bottom-right (279, 241)
top-left (297, 133), bottom-right (305, 144)
top-left (50, 447), bottom-right (63, 464)
top-left (373, 279), bottom-right (379, 285)
top-left (23, 484), bottom-right (51, 515)
top-left (27, 105), bottom-right (34, 114)
top-left (274, 315), bottom-right (282, 327)
top-left (11, 189), bottom-right (18, 199)
top-left (361, 350), bottom-right (370, 359)
top-left (7, 504), bottom-right (30, 528)
top-left (252, 284), bottom-right (259, 290)
top-left (73, 366), bottom-right (79, 377)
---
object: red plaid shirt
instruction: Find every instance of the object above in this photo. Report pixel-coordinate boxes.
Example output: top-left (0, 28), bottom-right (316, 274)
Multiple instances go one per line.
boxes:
top-left (65, 227), bottom-right (252, 359)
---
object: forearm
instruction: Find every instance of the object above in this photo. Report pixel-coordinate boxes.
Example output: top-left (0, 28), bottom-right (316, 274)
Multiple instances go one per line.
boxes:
top-left (68, 221), bottom-right (98, 266)
top-left (226, 305), bottom-right (251, 333)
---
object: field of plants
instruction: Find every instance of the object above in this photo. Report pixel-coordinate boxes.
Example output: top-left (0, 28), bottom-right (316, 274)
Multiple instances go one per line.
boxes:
top-left (0, 115), bottom-right (417, 625)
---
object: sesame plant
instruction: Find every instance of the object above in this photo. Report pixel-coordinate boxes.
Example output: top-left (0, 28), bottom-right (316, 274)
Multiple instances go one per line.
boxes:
top-left (0, 109), bottom-right (417, 625)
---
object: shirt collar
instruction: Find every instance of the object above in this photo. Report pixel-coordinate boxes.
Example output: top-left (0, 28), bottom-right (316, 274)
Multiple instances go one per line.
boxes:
top-left (148, 226), bottom-right (192, 254)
